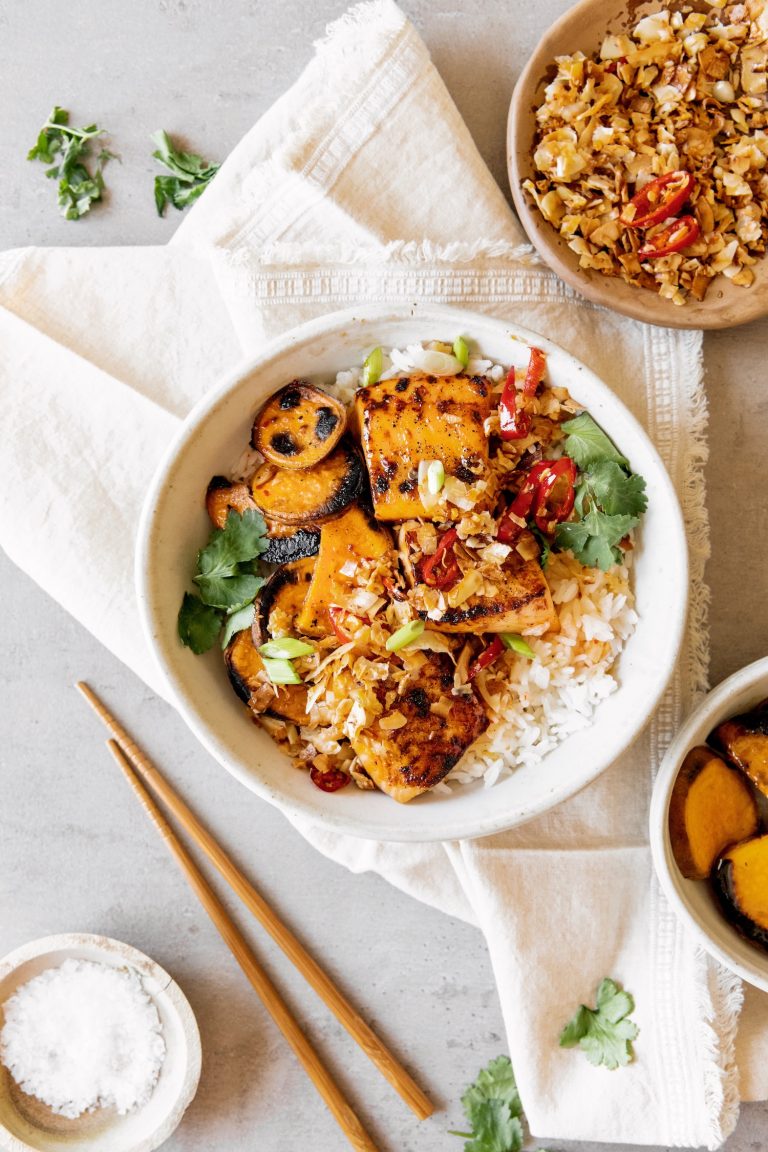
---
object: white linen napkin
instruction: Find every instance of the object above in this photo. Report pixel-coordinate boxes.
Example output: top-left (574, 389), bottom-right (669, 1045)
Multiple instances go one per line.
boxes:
top-left (2, 1), bottom-right (768, 1144)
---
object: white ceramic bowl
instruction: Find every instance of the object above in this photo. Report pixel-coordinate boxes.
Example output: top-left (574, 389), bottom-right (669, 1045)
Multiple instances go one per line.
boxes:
top-left (0, 934), bottom-right (201, 1152)
top-left (137, 303), bottom-right (688, 842)
top-left (650, 658), bottom-right (768, 992)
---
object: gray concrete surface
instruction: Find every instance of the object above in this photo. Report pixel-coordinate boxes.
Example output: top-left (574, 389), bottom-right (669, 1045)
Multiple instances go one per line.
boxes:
top-left (1, 2), bottom-right (767, 1150)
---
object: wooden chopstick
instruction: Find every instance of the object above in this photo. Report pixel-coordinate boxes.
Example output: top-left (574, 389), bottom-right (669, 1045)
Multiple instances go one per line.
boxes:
top-left (77, 681), bottom-right (433, 1121)
top-left (106, 738), bottom-right (381, 1152)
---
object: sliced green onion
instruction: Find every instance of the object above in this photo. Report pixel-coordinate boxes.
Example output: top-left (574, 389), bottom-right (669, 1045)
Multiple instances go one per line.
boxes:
top-left (259, 637), bottom-right (315, 660)
top-left (453, 336), bottom-right (470, 368)
top-left (221, 602), bottom-right (256, 649)
top-left (385, 619), bottom-right (426, 652)
top-left (426, 459), bottom-right (445, 495)
top-left (262, 657), bottom-right (302, 684)
top-left (361, 346), bottom-right (383, 386)
top-left (501, 634), bottom-right (535, 659)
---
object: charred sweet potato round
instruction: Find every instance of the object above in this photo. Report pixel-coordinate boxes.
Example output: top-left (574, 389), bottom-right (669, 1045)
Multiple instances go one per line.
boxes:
top-left (224, 628), bottom-right (307, 725)
top-left (668, 746), bottom-right (760, 880)
top-left (252, 556), bottom-right (316, 649)
top-left (250, 439), bottom-right (365, 525)
top-left (206, 476), bottom-right (259, 528)
top-left (713, 834), bottom-right (768, 952)
top-left (709, 701), bottom-right (768, 797)
top-left (252, 382), bottom-right (347, 470)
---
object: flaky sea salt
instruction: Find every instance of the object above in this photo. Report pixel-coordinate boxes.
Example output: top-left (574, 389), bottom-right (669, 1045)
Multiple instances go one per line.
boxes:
top-left (0, 958), bottom-right (166, 1118)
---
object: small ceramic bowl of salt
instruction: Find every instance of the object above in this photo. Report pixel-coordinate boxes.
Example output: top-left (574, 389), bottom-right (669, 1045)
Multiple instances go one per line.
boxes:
top-left (0, 934), bottom-right (201, 1152)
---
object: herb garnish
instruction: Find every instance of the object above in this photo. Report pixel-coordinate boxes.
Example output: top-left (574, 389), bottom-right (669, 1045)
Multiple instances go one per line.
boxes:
top-left (178, 508), bottom-right (268, 654)
top-left (151, 130), bottom-right (220, 215)
top-left (28, 106), bottom-right (115, 220)
top-left (555, 414), bottom-right (647, 571)
top-left (450, 1056), bottom-right (551, 1152)
top-left (559, 977), bottom-right (639, 1070)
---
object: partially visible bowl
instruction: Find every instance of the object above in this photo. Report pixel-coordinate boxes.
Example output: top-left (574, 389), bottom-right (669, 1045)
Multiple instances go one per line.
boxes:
top-left (650, 658), bottom-right (768, 992)
top-left (507, 0), bottom-right (768, 330)
top-left (0, 934), bottom-right (201, 1152)
top-left (136, 302), bottom-right (688, 843)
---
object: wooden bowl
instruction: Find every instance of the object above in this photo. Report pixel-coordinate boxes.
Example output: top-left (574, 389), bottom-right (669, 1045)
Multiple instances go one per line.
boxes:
top-left (0, 935), bottom-right (201, 1152)
top-left (507, 0), bottom-right (768, 329)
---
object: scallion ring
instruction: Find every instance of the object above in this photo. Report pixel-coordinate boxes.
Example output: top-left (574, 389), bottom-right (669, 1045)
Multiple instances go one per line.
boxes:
top-left (501, 633), bottom-right (535, 659)
top-left (385, 619), bottom-right (425, 652)
top-left (453, 335), bottom-right (470, 368)
top-left (262, 657), bottom-right (303, 684)
top-left (259, 637), bottom-right (315, 660)
top-left (361, 346), bottom-right (383, 386)
top-left (426, 460), bottom-right (445, 494)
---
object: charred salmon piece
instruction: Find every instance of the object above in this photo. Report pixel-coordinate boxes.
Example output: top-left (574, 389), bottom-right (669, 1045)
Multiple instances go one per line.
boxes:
top-left (349, 653), bottom-right (489, 803)
top-left (409, 545), bottom-right (557, 634)
top-left (353, 373), bottom-right (492, 521)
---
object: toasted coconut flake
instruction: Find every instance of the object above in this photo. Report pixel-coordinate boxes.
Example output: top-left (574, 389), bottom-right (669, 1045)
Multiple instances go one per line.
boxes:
top-left (378, 710), bottom-right (408, 731)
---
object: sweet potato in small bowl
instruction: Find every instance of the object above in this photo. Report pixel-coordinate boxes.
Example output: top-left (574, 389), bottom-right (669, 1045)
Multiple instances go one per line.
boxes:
top-left (650, 656), bottom-right (768, 993)
top-left (667, 746), bottom-right (759, 881)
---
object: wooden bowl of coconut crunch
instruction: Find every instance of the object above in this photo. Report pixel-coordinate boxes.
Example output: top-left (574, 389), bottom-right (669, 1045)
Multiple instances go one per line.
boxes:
top-left (508, 0), bottom-right (768, 328)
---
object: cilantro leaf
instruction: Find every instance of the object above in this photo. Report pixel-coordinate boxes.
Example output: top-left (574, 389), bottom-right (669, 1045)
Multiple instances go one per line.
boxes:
top-left (221, 602), bottom-right (256, 649)
top-left (586, 461), bottom-right (648, 518)
top-left (178, 593), bottom-right (224, 654)
top-left (559, 978), bottom-right (639, 1070)
top-left (561, 413), bottom-right (628, 470)
top-left (151, 129), bottom-right (220, 215)
top-left (179, 507), bottom-right (268, 652)
top-left (194, 572), bottom-right (263, 610)
top-left (556, 507), bottom-right (637, 571)
top-left (197, 509), bottom-right (268, 577)
top-left (28, 107), bottom-right (113, 219)
top-left (450, 1056), bottom-right (524, 1152)
top-left (461, 1101), bottom-right (522, 1152)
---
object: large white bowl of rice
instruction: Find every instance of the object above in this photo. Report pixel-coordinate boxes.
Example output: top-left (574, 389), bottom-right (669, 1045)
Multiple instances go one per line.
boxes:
top-left (136, 304), bottom-right (687, 842)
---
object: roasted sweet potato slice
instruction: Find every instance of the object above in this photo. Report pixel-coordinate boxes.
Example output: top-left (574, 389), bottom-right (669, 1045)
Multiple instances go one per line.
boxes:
top-left (250, 439), bottom-right (365, 525)
top-left (261, 524), bottom-right (320, 566)
top-left (224, 628), bottom-right (307, 725)
top-left (713, 834), bottom-right (768, 952)
top-left (668, 746), bottom-right (759, 880)
top-left (253, 382), bottom-right (347, 470)
top-left (296, 504), bottom-right (392, 637)
top-left (206, 476), bottom-right (259, 528)
top-left (709, 701), bottom-right (768, 796)
top-left (252, 556), bottom-right (316, 648)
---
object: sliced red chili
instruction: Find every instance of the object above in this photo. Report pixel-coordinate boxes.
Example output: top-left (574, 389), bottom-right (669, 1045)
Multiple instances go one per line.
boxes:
top-left (310, 765), bottom-right (350, 792)
top-left (467, 636), bottom-right (504, 681)
top-left (419, 527), bottom-right (461, 590)
top-left (533, 458), bottom-right (577, 534)
top-left (522, 347), bottom-right (546, 399)
top-left (327, 605), bottom-right (352, 643)
top-left (497, 461), bottom-right (558, 544)
top-left (498, 348), bottom-right (546, 441)
top-left (638, 215), bottom-right (700, 259)
top-left (620, 171), bottom-right (695, 229)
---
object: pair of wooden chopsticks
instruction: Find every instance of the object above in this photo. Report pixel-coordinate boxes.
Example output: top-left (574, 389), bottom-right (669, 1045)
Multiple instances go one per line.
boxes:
top-left (77, 681), bottom-right (432, 1152)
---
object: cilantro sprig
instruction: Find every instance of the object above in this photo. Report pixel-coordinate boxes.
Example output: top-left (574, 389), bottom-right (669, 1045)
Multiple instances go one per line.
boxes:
top-left (151, 129), bottom-right (220, 215)
top-left (28, 106), bottom-right (115, 220)
top-left (559, 978), bottom-right (639, 1070)
top-left (554, 414), bottom-right (647, 571)
top-left (178, 508), bottom-right (268, 654)
top-left (450, 1056), bottom-right (551, 1152)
